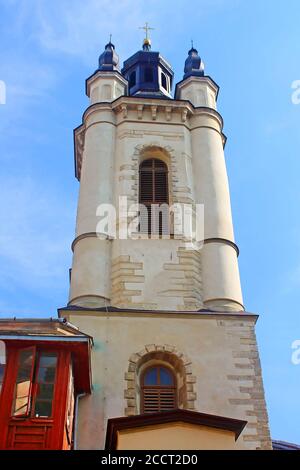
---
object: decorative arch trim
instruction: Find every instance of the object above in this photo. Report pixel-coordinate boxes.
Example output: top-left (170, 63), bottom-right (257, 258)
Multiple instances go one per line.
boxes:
top-left (124, 344), bottom-right (197, 416)
top-left (129, 143), bottom-right (176, 207)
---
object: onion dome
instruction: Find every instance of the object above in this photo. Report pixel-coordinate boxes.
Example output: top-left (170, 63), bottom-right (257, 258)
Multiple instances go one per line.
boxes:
top-left (98, 41), bottom-right (120, 72)
top-left (183, 46), bottom-right (204, 79)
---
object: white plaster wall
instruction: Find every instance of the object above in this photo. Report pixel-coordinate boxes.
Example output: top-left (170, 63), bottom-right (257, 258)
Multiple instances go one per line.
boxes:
top-left (69, 108), bottom-right (116, 305)
top-left (66, 312), bottom-right (268, 450)
top-left (176, 77), bottom-right (217, 109)
top-left (70, 98), bottom-right (243, 311)
top-left (88, 74), bottom-right (127, 104)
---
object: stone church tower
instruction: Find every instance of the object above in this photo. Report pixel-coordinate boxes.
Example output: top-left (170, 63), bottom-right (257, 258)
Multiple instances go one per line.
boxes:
top-left (61, 33), bottom-right (272, 449)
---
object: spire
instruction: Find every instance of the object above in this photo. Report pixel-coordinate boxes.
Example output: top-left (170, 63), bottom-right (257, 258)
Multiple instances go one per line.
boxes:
top-left (183, 44), bottom-right (204, 79)
top-left (139, 22), bottom-right (154, 51)
top-left (98, 38), bottom-right (120, 71)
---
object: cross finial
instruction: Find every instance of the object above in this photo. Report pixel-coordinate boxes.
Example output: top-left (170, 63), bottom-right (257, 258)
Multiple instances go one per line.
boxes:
top-left (109, 33), bottom-right (112, 43)
top-left (139, 22), bottom-right (154, 40)
top-left (191, 39), bottom-right (194, 49)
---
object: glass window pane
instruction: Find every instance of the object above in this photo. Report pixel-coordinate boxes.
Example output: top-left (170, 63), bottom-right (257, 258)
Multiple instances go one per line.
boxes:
top-left (34, 400), bottom-right (52, 418)
top-left (159, 367), bottom-right (174, 385)
top-left (37, 366), bottom-right (56, 383)
top-left (39, 354), bottom-right (57, 368)
top-left (0, 366), bottom-right (4, 393)
top-left (37, 384), bottom-right (54, 400)
top-left (144, 367), bottom-right (158, 385)
top-left (34, 352), bottom-right (57, 418)
top-left (13, 348), bottom-right (35, 416)
top-left (0, 340), bottom-right (6, 395)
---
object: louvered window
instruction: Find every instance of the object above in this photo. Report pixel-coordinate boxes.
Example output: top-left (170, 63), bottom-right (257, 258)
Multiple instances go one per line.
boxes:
top-left (139, 158), bottom-right (169, 235)
top-left (141, 366), bottom-right (177, 413)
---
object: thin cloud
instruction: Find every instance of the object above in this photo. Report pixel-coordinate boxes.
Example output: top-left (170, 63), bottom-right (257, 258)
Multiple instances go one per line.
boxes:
top-left (4, 0), bottom-right (239, 63)
top-left (0, 176), bottom-right (74, 292)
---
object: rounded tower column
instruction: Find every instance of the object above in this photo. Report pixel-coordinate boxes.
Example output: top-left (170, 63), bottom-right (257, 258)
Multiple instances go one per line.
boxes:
top-left (69, 41), bottom-right (124, 308)
top-left (176, 47), bottom-right (243, 311)
top-left (69, 108), bottom-right (116, 307)
top-left (190, 112), bottom-right (244, 311)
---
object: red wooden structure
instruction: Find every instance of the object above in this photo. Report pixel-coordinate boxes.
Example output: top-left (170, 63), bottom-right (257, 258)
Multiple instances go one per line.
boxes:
top-left (0, 319), bottom-right (92, 450)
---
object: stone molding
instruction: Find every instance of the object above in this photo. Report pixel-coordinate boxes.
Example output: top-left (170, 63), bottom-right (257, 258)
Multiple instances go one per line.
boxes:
top-left (124, 345), bottom-right (197, 416)
top-left (219, 319), bottom-right (272, 450)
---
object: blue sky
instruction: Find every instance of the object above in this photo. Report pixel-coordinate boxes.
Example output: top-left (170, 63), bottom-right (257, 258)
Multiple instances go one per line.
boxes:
top-left (0, 0), bottom-right (299, 444)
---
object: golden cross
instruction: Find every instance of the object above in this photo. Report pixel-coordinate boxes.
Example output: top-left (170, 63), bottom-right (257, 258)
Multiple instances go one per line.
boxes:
top-left (139, 22), bottom-right (154, 40)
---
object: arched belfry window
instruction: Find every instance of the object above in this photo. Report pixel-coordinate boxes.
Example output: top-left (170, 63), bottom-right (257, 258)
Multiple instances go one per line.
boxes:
top-left (139, 158), bottom-right (169, 235)
top-left (141, 365), bottom-right (177, 413)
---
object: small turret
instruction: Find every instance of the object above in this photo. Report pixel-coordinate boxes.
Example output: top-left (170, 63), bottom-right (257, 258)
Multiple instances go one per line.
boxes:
top-left (86, 38), bottom-right (127, 104)
top-left (183, 46), bottom-right (205, 79)
top-left (98, 40), bottom-right (120, 72)
top-left (175, 44), bottom-right (218, 109)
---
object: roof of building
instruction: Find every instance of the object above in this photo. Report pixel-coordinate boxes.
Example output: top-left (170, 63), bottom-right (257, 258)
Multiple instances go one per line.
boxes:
top-left (272, 440), bottom-right (300, 450)
top-left (0, 317), bottom-right (92, 341)
top-left (105, 409), bottom-right (247, 450)
top-left (183, 46), bottom-right (205, 80)
top-left (0, 318), bottom-right (93, 393)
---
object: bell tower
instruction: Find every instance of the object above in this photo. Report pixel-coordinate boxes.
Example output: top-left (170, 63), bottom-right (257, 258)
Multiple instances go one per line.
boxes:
top-left (62, 34), bottom-right (272, 450)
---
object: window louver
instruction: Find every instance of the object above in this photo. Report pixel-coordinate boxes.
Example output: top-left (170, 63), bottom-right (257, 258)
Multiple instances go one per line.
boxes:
top-left (143, 388), bottom-right (176, 413)
top-left (141, 366), bottom-right (177, 414)
top-left (139, 159), bottom-right (169, 235)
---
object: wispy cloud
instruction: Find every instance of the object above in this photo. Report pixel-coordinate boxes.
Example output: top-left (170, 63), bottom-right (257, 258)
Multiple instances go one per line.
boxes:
top-left (2, 0), bottom-right (238, 63)
top-left (0, 176), bottom-right (74, 293)
top-left (0, 0), bottom-right (240, 319)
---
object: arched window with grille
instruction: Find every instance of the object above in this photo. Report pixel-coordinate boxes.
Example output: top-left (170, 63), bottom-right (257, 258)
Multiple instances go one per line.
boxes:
top-left (141, 365), bottom-right (177, 413)
top-left (139, 158), bottom-right (169, 235)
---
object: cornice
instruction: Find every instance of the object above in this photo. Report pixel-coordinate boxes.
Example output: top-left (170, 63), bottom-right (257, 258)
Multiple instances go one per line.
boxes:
top-left (74, 96), bottom-right (225, 180)
top-left (58, 305), bottom-right (258, 322)
top-left (175, 75), bottom-right (220, 100)
top-left (85, 69), bottom-right (128, 97)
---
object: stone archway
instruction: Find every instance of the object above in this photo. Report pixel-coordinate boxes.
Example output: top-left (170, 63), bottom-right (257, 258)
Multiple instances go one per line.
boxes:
top-left (124, 344), bottom-right (197, 416)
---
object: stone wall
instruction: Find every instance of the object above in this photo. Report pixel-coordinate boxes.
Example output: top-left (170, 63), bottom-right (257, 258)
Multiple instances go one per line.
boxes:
top-left (65, 309), bottom-right (272, 450)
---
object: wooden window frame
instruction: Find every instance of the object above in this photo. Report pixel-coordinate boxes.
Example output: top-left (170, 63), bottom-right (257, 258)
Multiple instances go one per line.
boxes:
top-left (12, 346), bottom-right (36, 418)
top-left (11, 347), bottom-right (59, 420)
top-left (31, 351), bottom-right (58, 419)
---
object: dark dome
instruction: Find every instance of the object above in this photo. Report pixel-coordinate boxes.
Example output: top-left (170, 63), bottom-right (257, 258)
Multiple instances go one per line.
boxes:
top-left (183, 47), bottom-right (204, 79)
top-left (98, 42), bottom-right (119, 72)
